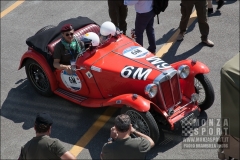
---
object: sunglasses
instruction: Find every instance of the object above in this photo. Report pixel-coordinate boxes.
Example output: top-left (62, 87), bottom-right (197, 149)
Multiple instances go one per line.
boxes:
top-left (65, 32), bottom-right (74, 37)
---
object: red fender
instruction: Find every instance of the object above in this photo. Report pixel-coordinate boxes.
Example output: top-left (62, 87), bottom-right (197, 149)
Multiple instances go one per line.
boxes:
top-left (81, 94), bottom-right (151, 112)
top-left (80, 94), bottom-right (170, 125)
top-left (171, 59), bottom-right (210, 98)
top-left (171, 59), bottom-right (210, 74)
top-left (18, 50), bottom-right (58, 91)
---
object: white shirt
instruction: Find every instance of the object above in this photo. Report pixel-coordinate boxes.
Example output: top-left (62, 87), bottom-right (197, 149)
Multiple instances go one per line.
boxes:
top-left (124, 0), bottom-right (153, 13)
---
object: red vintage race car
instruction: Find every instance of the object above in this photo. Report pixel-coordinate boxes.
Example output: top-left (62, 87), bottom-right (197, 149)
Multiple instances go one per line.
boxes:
top-left (19, 16), bottom-right (215, 143)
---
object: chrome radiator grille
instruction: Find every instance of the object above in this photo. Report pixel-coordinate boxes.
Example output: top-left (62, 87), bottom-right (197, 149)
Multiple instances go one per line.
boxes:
top-left (154, 69), bottom-right (182, 111)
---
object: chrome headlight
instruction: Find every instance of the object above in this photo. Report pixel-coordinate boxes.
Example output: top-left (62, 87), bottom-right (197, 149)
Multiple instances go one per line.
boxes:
top-left (145, 84), bottom-right (158, 98)
top-left (178, 65), bottom-right (190, 79)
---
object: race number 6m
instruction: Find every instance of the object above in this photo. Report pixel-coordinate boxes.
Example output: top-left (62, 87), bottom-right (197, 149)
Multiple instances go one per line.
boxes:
top-left (120, 66), bottom-right (152, 80)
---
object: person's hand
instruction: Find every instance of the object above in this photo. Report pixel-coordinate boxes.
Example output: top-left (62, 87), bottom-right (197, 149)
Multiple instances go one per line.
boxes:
top-left (130, 124), bottom-right (136, 134)
top-left (64, 65), bottom-right (72, 75)
top-left (110, 126), bottom-right (118, 140)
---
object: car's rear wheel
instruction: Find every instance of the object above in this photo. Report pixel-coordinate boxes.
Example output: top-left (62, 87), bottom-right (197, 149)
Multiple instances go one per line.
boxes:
top-left (194, 74), bottom-right (215, 111)
top-left (121, 106), bottom-right (160, 143)
top-left (25, 59), bottom-right (53, 96)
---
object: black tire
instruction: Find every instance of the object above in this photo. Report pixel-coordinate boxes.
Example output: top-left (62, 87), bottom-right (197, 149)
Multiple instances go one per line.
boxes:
top-left (35, 25), bottom-right (56, 35)
top-left (194, 74), bottom-right (215, 111)
top-left (25, 59), bottom-right (53, 96)
top-left (121, 106), bottom-right (160, 143)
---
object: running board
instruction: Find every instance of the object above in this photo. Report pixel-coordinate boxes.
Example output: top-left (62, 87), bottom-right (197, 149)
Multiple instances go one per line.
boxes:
top-left (54, 88), bottom-right (87, 105)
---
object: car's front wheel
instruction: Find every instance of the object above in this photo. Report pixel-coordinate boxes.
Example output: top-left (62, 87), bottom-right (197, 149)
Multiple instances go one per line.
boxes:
top-left (25, 59), bottom-right (53, 96)
top-left (121, 106), bottom-right (160, 143)
top-left (194, 74), bottom-right (215, 111)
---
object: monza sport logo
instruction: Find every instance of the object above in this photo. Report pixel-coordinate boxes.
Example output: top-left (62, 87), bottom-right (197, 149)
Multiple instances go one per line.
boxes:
top-left (181, 118), bottom-right (230, 149)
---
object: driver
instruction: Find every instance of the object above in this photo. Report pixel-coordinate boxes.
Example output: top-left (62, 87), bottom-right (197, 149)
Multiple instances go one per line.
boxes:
top-left (53, 24), bottom-right (83, 74)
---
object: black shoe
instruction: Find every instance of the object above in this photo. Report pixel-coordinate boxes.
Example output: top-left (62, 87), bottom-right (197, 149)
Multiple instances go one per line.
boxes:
top-left (147, 47), bottom-right (156, 54)
top-left (217, 0), bottom-right (224, 10)
top-left (208, 8), bottom-right (213, 14)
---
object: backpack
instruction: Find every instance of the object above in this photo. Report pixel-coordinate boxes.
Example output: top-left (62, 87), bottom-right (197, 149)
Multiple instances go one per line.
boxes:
top-left (152, 0), bottom-right (169, 24)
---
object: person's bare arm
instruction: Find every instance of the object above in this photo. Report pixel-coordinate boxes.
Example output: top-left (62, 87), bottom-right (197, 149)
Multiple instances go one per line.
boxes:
top-left (53, 59), bottom-right (70, 70)
top-left (60, 151), bottom-right (76, 160)
top-left (53, 59), bottom-right (72, 74)
top-left (131, 125), bottom-right (155, 148)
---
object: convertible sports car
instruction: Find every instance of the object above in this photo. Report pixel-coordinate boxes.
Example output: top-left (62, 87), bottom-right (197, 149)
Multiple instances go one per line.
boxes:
top-left (19, 16), bottom-right (215, 143)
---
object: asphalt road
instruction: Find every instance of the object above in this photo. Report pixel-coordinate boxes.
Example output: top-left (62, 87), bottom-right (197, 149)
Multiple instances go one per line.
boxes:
top-left (1, 1), bottom-right (239, 159)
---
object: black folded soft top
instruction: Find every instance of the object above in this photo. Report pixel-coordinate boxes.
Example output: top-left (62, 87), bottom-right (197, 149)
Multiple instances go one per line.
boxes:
top-left (26, 16), bottom-right (97, 56)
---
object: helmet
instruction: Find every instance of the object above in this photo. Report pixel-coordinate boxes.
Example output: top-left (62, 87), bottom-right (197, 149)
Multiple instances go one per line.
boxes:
top-left (83, 32), bottom-right (100, 46)
top-left (100, 21), bottom-right (116, 36)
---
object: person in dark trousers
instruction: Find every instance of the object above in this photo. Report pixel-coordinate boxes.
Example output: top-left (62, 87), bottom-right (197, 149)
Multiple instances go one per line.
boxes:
top-left (18, 113), bottom-right (76, 160)
top-left (108, 0), bottom-right (128, 35)
top-left (100, 114), bottom-right (155, 159)
top-left (177, 0), bottom-right (214, 47)
top-left (207, 0), bottom-right (224, 14)
top-left (124, 0), bottom-right (156, 53)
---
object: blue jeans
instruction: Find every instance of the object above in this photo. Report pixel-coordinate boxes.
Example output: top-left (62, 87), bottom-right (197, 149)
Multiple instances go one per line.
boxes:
top-left (135, 10), bottom-right (156, 53)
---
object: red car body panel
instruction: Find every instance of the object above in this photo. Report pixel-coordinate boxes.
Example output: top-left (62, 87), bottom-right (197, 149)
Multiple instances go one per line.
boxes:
top-left (19, 50), bottom-right (58, 91)
top-left (19, 22), bottom-right (213, 131)
top-left (171, 60), bottom-right (210, 98)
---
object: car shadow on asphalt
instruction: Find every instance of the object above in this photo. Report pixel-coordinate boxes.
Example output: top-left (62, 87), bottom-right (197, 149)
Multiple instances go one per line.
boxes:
top-left (1, 78), bottom-right (211, 159)
top-left (1, 79), bottom-right (107, 146)
top-left (147, 111), bottom-right (208, 159)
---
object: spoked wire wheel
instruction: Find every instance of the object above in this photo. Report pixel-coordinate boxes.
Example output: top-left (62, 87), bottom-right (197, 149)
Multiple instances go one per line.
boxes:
top-left (25, 59), bottom-right (53, 96)
top-left (194, 74), bottom-right (215, 111)
top-left (194, 77), bottom-right (206, 105)
top-left (121, 106), bottom-right (160, 143)
top-left (126, 109), bottom-right (150, 136)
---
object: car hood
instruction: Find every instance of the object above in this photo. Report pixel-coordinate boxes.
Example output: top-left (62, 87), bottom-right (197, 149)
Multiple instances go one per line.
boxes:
top-left (93, 37), bottom-right (172, 76)
top-left (89, 36), bottom-right (173, 98)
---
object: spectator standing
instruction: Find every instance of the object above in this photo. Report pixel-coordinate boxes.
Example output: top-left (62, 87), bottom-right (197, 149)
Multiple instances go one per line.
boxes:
top-left (108, 0), bottom-right (128, 35)
top-left (18, 113), bottom-right (76, 160)
top-left (208, 0), bottom-right (225, 14)
top-left (101, 114), bottom-right (155, 159)
top-left (124, 0), bottom-right (156, 53)
top-left (177, 0), bottom-right (214, 47)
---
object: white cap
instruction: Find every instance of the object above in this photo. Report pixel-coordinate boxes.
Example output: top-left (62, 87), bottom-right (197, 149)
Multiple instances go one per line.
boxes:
top-left (83, 32), bottom-right (100, 46)
top-left (100, 21), bottom-right (116, 36)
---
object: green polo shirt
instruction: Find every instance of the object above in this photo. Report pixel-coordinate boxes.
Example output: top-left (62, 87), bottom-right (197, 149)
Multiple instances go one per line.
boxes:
top-left (102, 136), bottom-right (151, 159)
top-left (19, 135), bottom-right (67, 159)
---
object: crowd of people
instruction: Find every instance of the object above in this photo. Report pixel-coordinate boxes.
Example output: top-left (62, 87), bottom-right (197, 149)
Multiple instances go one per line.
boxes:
top-left (18, 113), bottom-right (154, 159)
top-left (108, 0), bottom-right (224, 50)
top-left (18, 0), bottom-right (225, 159)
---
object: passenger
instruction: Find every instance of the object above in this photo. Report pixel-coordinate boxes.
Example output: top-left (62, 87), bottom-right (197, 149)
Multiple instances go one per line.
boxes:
top-left (82, 32), bottom-right (100, 50)
top-left (53, 24), bottom-right (83, 75)
top-left (99, 21), bottom-right (116, 44)
top-left (18, 113), bottom-right (76, 160)
top-left (100, 114), bottom-right (155, 159)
